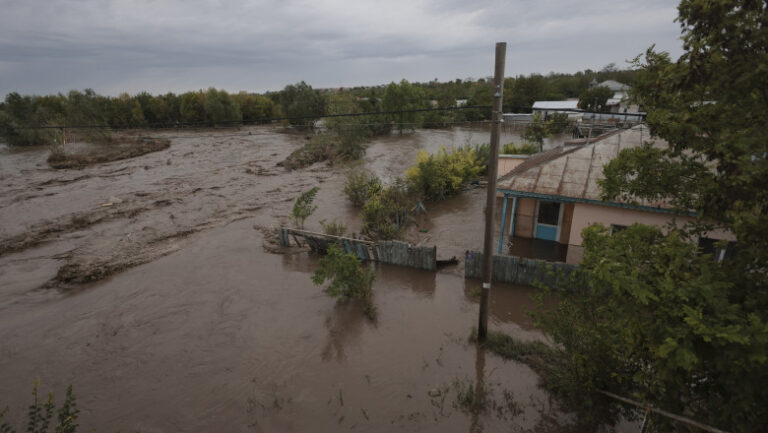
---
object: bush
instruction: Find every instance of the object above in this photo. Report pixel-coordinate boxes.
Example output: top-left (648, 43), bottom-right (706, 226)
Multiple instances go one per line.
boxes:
top-left (343, 170), bottom-right (382, 207)
top-left (464, 143), bottom-right (490, 173)
top-left (405, 146), bottom-right (484, 201)
top-left (361, 179), bottom-right (413, 240)
top-left (501, 142), bottom-right (538, 155)
top-left (320, 219), bottom-right (347, 237)
top-left (291, 187), bottom-right (319, 229)
top-left (312, 244), bottom-right (376, 319)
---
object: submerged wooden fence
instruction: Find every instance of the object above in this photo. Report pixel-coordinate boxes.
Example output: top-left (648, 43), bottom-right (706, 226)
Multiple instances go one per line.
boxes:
top-left (464, 250), bottom-right (576, 288)
top-left (278, 228), bottom-right (436, 271)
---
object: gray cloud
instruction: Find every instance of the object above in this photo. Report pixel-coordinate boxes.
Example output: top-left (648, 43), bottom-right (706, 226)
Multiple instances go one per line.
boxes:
top-left (0, 0), bottom-right (684, 96)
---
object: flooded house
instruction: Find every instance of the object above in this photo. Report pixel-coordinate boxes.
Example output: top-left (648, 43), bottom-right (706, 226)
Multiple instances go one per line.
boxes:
top-left (494, 126), bottom-right (733, 265)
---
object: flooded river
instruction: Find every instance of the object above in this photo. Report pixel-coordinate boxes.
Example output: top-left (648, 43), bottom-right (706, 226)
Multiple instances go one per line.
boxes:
top-left (0, 126), bottom-right (575, 432)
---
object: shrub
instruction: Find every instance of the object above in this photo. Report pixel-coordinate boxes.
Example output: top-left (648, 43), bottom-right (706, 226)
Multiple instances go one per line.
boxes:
top-left (405, 146), bottom-right (484, 201)
top-left (343, 170), bottom-right (382, 207)
top-left (0, 383), bottom-right (79, 433)
top-left (501, 142), bottom-right (538, 155)
top-left (312, 244), bottom-right (376, 319)
top-left (361, 179), bottom-right (413, 240)
top-left (464, 143), bottom-right (490, 173)
top-left (320, 219), bottom-right (347, 237)
top-left (291, 187), bottom-right (319, 229)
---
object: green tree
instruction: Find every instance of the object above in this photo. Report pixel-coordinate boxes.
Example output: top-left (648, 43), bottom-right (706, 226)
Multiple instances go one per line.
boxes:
top-left (537, 1), bottom-right (768, 431)
top-left (507, 74), bottom-right (563, 111)
top-left (291, 187), bottom-right (319, 229)
top-left (0, 93), bottom-right (63, 146)
top-left (324, 92), bottom-right (372, 159)
top-left (312, 243), bottom-right (376, 319)
top-left (146, 94), bottom-right (173, 125)
top-left (233, 92), bottom-right (277, 123)
top-left (278, 81), bottom-right (326, 127)
top-left (129, 101), bottom-right (147, 126)
top-left (382, 79), bottom-right (426, 135)
top-left (522, 113), bottom-right (551, 150)
top-left (179, 91), bottom-right (205, 124)
top-left (577, 85), bottom-right (613, 111)
top-left (203, 88), bottom-right (241, 125)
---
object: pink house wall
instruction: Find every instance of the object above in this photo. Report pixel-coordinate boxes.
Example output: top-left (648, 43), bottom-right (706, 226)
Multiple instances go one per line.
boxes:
top-left (564, 202), bottom-right (734, 264)
top-left (568, 203), bottom-right (732, 246)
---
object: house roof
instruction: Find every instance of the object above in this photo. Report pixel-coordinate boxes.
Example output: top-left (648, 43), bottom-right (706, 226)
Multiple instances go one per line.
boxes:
top-left (532, 100), bottom-right (580, 110)
top-left (497, 126), bottom-right (671, 210)
top-left (596, 80), bottom-right (629, 92)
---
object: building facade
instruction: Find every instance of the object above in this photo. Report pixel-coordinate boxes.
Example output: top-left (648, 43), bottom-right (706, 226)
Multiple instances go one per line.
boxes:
top-left (495, 126), bottom-right (732, 264)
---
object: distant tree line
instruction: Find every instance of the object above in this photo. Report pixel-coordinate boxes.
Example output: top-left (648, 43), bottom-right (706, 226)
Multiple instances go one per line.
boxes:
top-left (0, 88), bottom-right (280, 146)
top-left (0, 64), bottom-right (637, 146)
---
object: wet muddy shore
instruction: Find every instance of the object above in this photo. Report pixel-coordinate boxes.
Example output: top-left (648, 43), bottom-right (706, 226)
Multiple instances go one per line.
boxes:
top-left (0, 126), bottom-right (577, 432)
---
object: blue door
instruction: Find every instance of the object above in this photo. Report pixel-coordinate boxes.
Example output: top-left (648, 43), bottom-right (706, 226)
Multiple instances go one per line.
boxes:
top-left (535, 201), bottom-right (561, 241)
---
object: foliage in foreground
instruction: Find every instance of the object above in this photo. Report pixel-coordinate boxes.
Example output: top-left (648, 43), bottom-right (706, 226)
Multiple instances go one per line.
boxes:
top-left (0, 383), bottom-right (79, 433)
top-left (527, 2), bottom-right (768, 432)
top-left (312, 244), bottom-right (376, 320)
top-left (405, 146), bottom-right (484, 201)
top-left (427, 375), bottom-right (522, 423)
top-left (291, 187), bottom-right (319, 229)
top-left (536, 224), bottom-right (768, 431)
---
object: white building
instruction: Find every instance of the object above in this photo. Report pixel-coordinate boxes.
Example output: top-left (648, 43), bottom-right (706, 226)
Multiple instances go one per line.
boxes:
top-left (531, 100), bottom-right (581, 118)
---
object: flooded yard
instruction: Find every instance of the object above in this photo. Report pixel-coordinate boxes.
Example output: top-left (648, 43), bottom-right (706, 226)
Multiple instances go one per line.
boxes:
top-left (0, 126), bottom-right (575, 432)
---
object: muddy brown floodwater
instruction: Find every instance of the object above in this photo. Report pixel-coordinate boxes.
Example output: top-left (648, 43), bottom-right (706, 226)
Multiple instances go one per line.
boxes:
top-left (0, 126), bottom-right (576, 432)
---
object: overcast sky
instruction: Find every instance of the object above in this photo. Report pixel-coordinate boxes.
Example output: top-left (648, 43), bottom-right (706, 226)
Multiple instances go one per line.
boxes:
top-left (0, 0), bottom-right (684, 97)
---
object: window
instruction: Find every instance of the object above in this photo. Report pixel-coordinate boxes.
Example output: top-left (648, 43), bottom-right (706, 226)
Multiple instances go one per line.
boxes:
top-left (698, 237), bottom-right (736, 262)
top-left (537, 202), bottom-right (561, 226)
top-left (610, 224), bottom-right (627, 235)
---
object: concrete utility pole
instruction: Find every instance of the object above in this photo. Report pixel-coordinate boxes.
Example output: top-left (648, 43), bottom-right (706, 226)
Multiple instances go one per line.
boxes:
top-left (478, 42), bottom-right (506, 342)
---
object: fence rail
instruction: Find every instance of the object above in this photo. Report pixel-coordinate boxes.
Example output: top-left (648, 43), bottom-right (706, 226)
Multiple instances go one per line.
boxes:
top-left (464, 250), bottom-right (576, 287)
top-left (278, 228), bottom-right (436, 271)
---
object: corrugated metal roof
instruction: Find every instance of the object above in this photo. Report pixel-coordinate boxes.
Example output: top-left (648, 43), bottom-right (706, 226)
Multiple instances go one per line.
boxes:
top-left (596, 80), bottom-right (629, 92)
top-left (497, 126), bottom-right (670, 209)
top-left (532, 100), bottom-right (580, 110)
